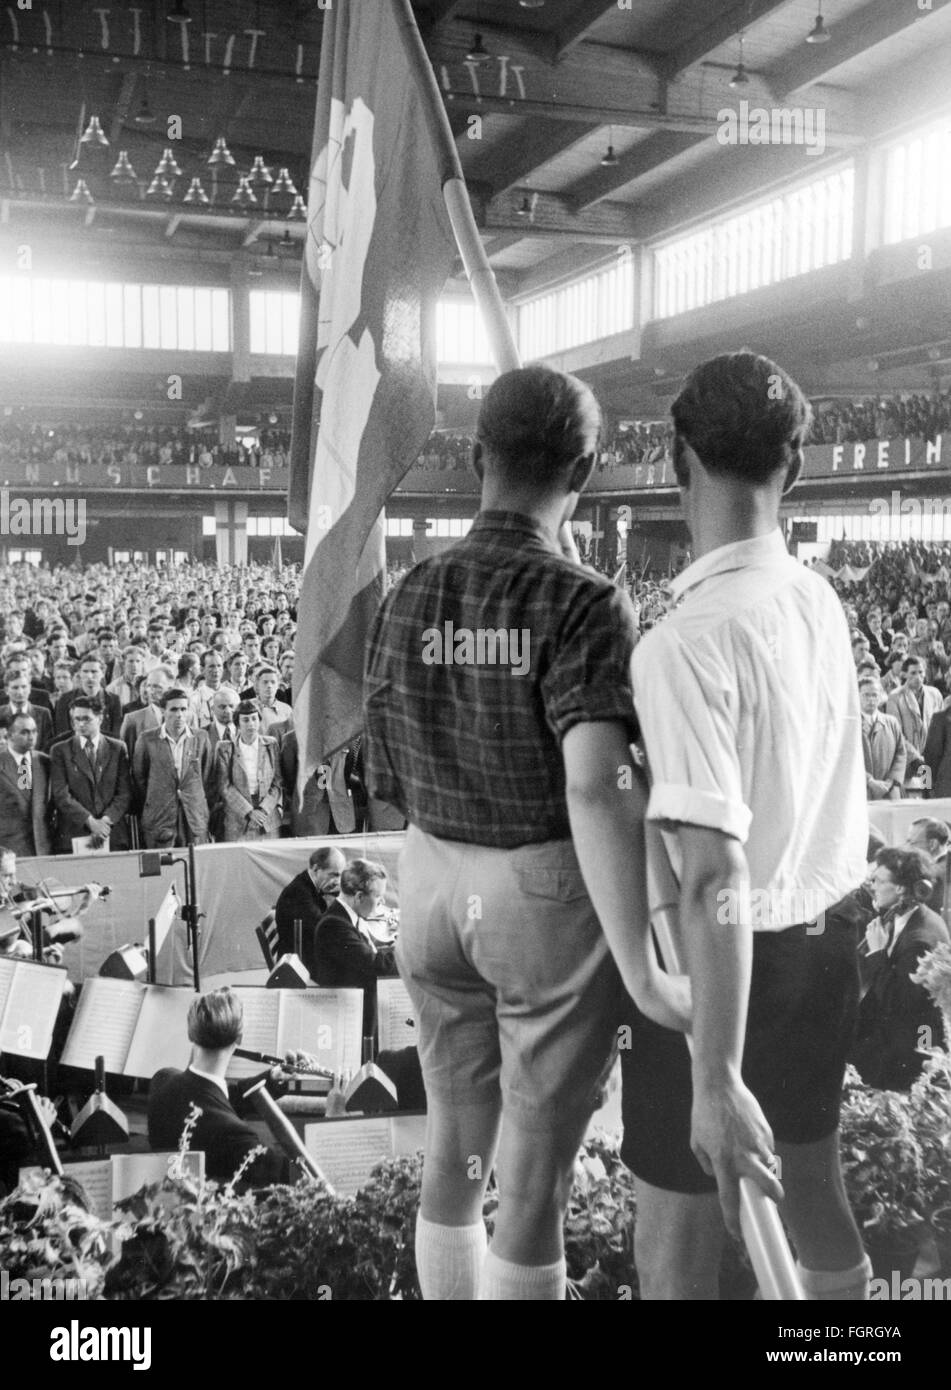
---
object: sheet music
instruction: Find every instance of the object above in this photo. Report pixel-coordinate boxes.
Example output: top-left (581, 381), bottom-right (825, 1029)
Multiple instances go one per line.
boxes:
top-left (0, 957), bottom-right (15, 1029)
top-left (0, 960), bottom-right (66, 1059)
top-left (124, 987), bottom-right (196, 1079)
top-left (280, 989), bottom-right (362, 1079)
top-left (152, 884), bottom-right (179, 957)
top-left (390, 1113), bottom-right (427, 1157)
top-left (303, 1116), bottom-right (394, 1198)
top-left (225, 987), bottom-right (282, 1079)
top-left (376, 978), bottom-right (417, 1052)
top-left (60, 977), bottom-right (144, 1073)
top-left (64, 1159), bottom-right (114, 1223)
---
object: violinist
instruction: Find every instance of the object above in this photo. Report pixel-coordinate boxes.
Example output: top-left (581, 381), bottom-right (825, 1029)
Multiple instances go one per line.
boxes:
top-left (0, 847), bottom-right (91, 968)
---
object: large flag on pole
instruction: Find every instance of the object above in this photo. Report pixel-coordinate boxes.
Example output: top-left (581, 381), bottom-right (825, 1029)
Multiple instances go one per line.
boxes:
top-left (289, 0), bottom-right (462, 776)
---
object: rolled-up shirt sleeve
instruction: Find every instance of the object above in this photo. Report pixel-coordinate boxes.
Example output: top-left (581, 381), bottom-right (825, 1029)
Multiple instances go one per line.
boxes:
top-left (632, 627), bottom-right (752, 843)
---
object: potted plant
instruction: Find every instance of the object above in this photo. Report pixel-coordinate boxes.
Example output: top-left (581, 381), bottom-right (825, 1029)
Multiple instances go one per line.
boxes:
top-left (838, 1067), bottom-right (927, 1281)
top-left (909, 945), bottom-right (951, 1274)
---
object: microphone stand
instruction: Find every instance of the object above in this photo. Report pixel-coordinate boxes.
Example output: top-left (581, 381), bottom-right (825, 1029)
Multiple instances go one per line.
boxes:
top-left (160, 845), bottom-right (202, 992)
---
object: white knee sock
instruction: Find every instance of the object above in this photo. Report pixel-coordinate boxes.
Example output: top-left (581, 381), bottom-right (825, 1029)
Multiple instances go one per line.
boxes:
top-left (480, 1249), bottom-right (566, 1301)
top-left (414, 1215), bottom-right (487, 1300)
top-left (797, 1255), bottom-right (873, 1301)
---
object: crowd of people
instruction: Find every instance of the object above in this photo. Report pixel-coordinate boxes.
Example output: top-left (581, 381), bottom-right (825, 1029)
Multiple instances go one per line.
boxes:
top-left (0, 559), bottom-right (388, 861)
top-left (0, 420), bottom-right (291, 472)
top-left (810, 389), bottom-right (951, 446)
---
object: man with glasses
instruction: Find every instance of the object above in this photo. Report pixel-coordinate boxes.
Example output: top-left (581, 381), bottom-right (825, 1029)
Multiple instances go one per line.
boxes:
top-left (49, 694), bottom-right (132, 852)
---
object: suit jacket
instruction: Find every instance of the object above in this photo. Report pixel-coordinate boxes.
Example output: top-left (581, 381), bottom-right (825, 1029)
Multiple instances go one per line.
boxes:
top-left (311, 899), bottom-right (400, 1037)
top-left (53, 689), bottom-right (123, 739)
top-left (274, 870), bottom-right (334, 961)
top-left (279, 731), bottom-right (357, 835)
top-left (851, 904), bottom-right (950, 1091)
top-left (119, 704), bottom-right (162, 760)
top-left (862, 712), bottom-right (907, 796)
top-left (133, 728), bottom-right (212, 848)
top-left (49, 734), bottom-right (132, 852)
top-left (147, 1067), bottom-right (284, 1186)
top-left (1, 703), bottom-right (53, 753)
top-left (212, 735), bottom-right (282, 842)
top-left (923, 707), bottom-right (951, 799)
top-left (0, 749), bottom-right (52, 857)
top-left (885, 684), bottom-right (944, 754)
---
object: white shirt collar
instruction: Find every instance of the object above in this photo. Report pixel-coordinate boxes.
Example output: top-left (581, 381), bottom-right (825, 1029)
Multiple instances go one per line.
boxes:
top-left (670, 529), bottom-right (789, 601)
top-left (338, 896), bottom-right (361, 928)
top-left (160, 724), bottom-right (188, 745)
top-left (187, 1064), bottom-right (229, 1098)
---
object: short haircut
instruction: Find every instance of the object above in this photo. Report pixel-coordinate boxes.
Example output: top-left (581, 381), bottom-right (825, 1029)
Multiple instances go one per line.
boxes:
top-left (309, 846), bottom-right (345, 871)
top-left (97, 628), bottom-right (117, 641)
top-left (10, 711), bottom-right (36, 730)
top-left (475, 364), bottom-right (602, 487)
top-left (79, 653), bottom-right (104, 669)
top-left (910, 818), bottom-right (950, 849)
top-left (235, 699), bottom-right (260, 719)
top-left (902, 657), bottom-right (923, 674)
top-left (857, 675), bottom-right (881, 690)
top-left (340, 858), bottom-right (387, 896)
top-left (53, 659), bottom-right (74, 674)
top-left (160, 686), bottom-right (191, 709)
top-left (0, 712), bottom-right (11, 732)
top-left (254, 664), bottom-right (279, 680)
top-left (71, 693), bottom-right (103, 716)
top-left (670, 350), bottom-right (812, 485)
top-left (187, 987), bottom-right (243, 1050)
top-left (874, 846), bottom-right (935, 901)
top-left (177, 654), bottom-right (200, 676)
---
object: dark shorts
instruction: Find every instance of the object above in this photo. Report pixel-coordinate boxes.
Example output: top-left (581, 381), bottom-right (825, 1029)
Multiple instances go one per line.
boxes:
top-left (620, 912), bottom-right (860, 1194)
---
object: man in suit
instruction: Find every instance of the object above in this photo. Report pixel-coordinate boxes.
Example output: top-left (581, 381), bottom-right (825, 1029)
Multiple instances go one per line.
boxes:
top-left (2, 671), bottom-right (53, 753)
top-left (204, 687), bottom-right (239, 756)
top-left (859, 675), bottom-right (907, 799)
top-left (119, 666), bottom-right (175, 759)
top-left (53, 655), bottom-right (123, 739)
top-left (278, 730), bottom-right (357, 836)
top-left (311, 858), bottom-right (399, 1039)
top-left (148, 988), bottom-right (284, 1187)
top-left (850, 847), bottom-right (950, 1091)
top-left (133, 689), bottom-right (213, 849)
top-left (0, 713), bottom-right (52, 858)
top-left (923, 703), bottom-right (951, 799)
top-left (4, 653), bottom-right (54, 714)
top-left (905, 818), bottom-right (951, 918)
top-left (885, 657), bottom-right (944, 756)
top-left (49, 694), bottom-right (132, 853)
top-left (274, 846), bottom-right (347, 961)
top-left (211, 700), bottom-right (282, 842)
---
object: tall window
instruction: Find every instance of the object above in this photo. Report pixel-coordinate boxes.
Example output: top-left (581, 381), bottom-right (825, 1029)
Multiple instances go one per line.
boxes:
top-left (654, 165), bottom-right (855, 318)
top-left (249, 291), bottom-right (300, 355)
top-left (435, 299), bottom-right (494, 366)
top-left (516, 257), bottom-right (635, 359)
top-left (0, 278), bottom-right (230, 350)
top-left (882, 119), bottom-right (951, 245)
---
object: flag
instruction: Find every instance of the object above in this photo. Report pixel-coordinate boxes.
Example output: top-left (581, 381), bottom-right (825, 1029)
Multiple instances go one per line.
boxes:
top-left (289, 0), bottom-right (461, 778)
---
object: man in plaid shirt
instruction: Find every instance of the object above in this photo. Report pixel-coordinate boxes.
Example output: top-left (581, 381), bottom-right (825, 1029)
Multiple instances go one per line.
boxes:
top-left (365, 365), bottom-right (686, 1301)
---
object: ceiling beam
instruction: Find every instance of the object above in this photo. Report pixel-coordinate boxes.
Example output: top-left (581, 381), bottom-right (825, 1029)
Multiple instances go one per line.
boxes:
top-left (555, 0), bottom-right (630, 58)
top-left (566, 131), bottom-right (705, 211)
top-left (165, 213), bottom-right (183, 239)
top-left (467, 118), bottom-right (591, 196)
top-left (441, 92), bottom-right (730, 136)
top-left (109, 71), bottom-right (138, 149)
top-left (666, 0), bottom-right (792, 78)
top-left (768, 0), bottom-right (951, 97)
top-left (242, 219), bottom-right (268, 248)
top-left (84, 205), bottom-right (96, 228)
top-left (481, 188), bottom-right (640, 244)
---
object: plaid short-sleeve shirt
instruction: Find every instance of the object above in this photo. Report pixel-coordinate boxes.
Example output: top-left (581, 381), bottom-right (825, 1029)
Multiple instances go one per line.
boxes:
top-left (364, 510), bottom-right (639, 848)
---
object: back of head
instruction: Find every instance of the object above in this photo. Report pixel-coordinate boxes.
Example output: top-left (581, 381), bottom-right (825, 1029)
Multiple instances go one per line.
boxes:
top-left (476, 364), bottom-right (601, 489)
top-left (340, 858), bottom-right (387, 896)
top-left (187, 986), bottom-right (243, 1050)
top-left (671, 350), bottom-right (812, 485)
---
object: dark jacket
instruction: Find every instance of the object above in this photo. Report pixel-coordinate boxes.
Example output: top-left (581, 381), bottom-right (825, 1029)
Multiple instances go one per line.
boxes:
top-left (0, 749), bottom-right (52, 857)
top-left (923, 706), bottom-right (951, 799)
top-left (274, 869), bottom-right (333, 962)
top-left (312, 899), bottom-right (400, 1038)
top-left (147, 1067), bottom-right (284, 1186)
top-left (49, 733), bottom-right (132, 852)
top-left (850, 904), bottom-right (950, 1091)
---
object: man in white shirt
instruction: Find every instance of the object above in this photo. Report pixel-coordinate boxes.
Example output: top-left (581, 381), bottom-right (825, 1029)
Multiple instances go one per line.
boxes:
top-left (252, 665), bottom-right (293, 736)
top-left (621, 351), bottom-right (870, 1301)
top-left (192, 651), bottom-right (226, 728)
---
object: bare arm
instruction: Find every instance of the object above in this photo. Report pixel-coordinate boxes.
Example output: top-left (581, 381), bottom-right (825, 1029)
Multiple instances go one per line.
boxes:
top-left (563, 720), bottom-right (690, 1032)
top-left (676, 824), bottom-right (783, 1235)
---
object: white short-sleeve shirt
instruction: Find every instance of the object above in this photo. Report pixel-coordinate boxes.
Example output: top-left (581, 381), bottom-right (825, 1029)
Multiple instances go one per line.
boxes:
top-left (631, 529), bottom-right (868, 929)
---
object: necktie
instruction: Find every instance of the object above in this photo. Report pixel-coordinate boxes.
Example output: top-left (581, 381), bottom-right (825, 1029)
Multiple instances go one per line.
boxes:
top-left (17, 758), bottom-right (30, 792)
top-left (84, 739), bottom-right (97, 773)
top-left (222, 725), bottom-right (232, 741)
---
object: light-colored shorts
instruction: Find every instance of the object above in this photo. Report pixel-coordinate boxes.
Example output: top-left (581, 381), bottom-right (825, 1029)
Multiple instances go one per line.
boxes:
top-left (396, 824), bottom-right (624, 1130)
